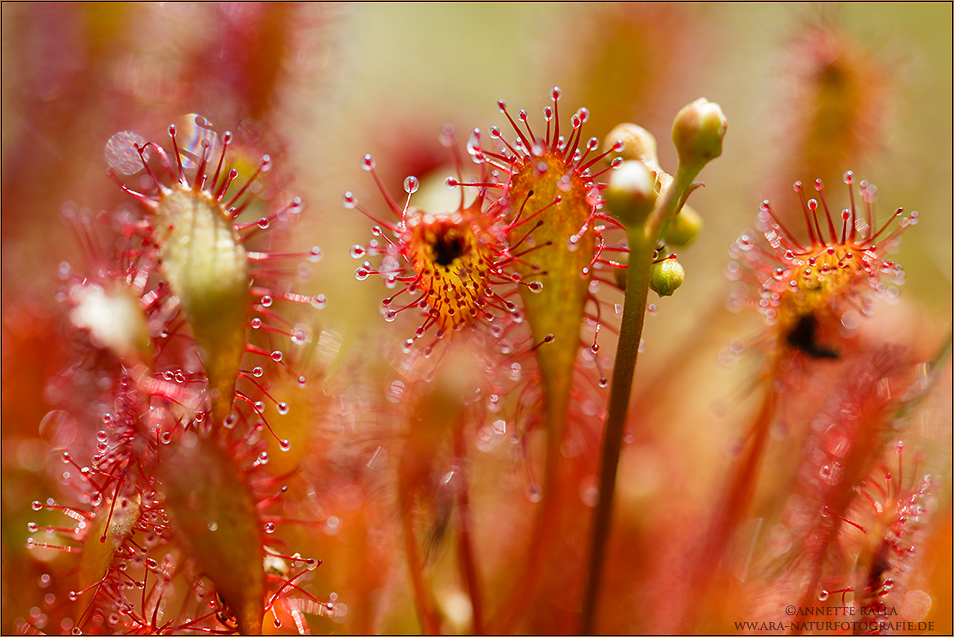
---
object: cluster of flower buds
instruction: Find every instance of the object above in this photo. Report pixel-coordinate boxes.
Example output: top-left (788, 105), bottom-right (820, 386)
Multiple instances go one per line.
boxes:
top-left (602, 98), bottom-right (726, 298)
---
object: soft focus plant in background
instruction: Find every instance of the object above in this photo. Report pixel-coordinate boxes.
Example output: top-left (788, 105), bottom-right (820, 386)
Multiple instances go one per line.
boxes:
top-left (2, 3), bottom-right (951, 635)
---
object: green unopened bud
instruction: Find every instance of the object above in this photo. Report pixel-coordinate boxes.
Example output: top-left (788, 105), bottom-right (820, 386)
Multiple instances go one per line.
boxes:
top-left (605, 160), bottom-right (657, 228)
top-left (672, 98), bottom-right (727, 169)
top-left (650, 258), bottom-right (685, 297)
top-left (663, 205), bottom-right (703, 247)
top-left (604, 123), bottom-right (659, 169)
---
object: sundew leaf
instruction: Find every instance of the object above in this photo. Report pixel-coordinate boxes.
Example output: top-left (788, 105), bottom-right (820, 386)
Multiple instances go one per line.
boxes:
top-left (155, 188), bottom-right (250, 424)
top-left (508, 152), bottom-right (599, 436)
top-left (160, 435), bottom-right (264, 635)
top-left (79, 493), bottom-right (142, 590)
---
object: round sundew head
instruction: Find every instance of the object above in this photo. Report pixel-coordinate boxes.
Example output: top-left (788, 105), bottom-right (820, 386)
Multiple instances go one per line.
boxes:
top-left (733, 174), bottom-right (914, 357)
top-left (345, 137), bottom-right (525, 350)
top-left (402, 205), bottom-right (498, 333)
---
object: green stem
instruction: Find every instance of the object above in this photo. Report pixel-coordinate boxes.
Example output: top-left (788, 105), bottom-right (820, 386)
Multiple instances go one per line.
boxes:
top-left (580, 164), bottom-right (701, 634)
top-left (580, 228), bottom-right (652, 634)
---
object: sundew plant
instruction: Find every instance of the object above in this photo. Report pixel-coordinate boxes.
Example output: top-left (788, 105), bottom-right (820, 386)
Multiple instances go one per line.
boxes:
top-left (2, 4), bottom-right (952, 636)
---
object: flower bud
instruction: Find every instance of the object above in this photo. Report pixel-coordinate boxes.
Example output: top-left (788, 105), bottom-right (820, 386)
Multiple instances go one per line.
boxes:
top-left (672, 98), bottom-right (727, 168)
top-left (650, 258), bottom-right (685, 297)
top-left (605, 160), bottom-right (658, 228)
top-left (663, 205), bottom-right (703, 247)
top-left (604, 123), bottom-right (659, 169)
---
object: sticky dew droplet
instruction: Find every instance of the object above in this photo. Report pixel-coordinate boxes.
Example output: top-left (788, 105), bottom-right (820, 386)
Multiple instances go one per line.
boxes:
top-left (291, 325), bottom-right (309, 346)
